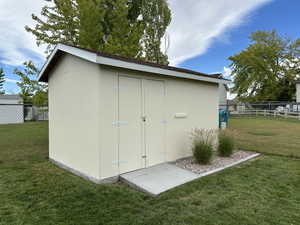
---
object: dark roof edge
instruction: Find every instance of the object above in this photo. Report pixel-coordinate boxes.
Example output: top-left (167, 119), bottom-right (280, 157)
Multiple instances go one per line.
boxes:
top-left (63, 44), bottom-right (229, 81)
top-left (38, 43), bottom-right (231, 83)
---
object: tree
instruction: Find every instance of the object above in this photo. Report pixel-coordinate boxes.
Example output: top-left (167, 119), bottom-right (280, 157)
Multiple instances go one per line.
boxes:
top-left (229, 30), bottom-right (300, 102)
top-left (100, 0), bottom-right (144, 58)
top-left (25, 0), bottom-right (171, 64)
top-left (0, 68), bottom-right (5, 94)
top-left (139, 0), bottom-right (171, 64)
top-left (14, 61), bottom-right (48, 105)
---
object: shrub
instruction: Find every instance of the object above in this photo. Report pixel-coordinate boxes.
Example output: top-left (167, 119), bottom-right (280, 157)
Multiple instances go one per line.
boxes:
top-left (191, 129), bottom-right (215, 164)
top-left (192, 141), bottom-right (213, 164)
top-left (218, 131), bottom-right (235, 157)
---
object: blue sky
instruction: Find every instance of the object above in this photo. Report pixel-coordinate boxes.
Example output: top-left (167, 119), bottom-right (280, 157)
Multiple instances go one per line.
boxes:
top-left (178, 0), bottom-right (300, 76)
top-left (0, 0), bottom-right (299, 94)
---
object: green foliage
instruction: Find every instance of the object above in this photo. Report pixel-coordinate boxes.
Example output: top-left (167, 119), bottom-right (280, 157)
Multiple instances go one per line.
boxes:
top-left (229, 30), bottom-right (300, 102)
top-left (77, 0), bottom-right (105, 50)
top-left (0, 68), bottom-right (5, 94)
top-left (193, 141), bottom-right (213, 164)
top-left (139, 0), bottom-right (171, 64)
top-left (191, 129), bottom-right (215, 164)
top-left (100, 0), bottom-right (144, 58)
top-left (14, 61), bottom-right (48, 105)
top-left (25, 0), bottom-right (171, 65)
top-left (218, 131), bottom-right (234, 157)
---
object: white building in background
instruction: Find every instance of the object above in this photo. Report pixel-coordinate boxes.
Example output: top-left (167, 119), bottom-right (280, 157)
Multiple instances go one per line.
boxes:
top-left (296, 79), bottom-right (300, 102)
top-left (219, 83), bottom-right (228, 108)
top-left (209, 73), bottom-right (229, 109)
top-left (0, 95), bottom-right (24, 124)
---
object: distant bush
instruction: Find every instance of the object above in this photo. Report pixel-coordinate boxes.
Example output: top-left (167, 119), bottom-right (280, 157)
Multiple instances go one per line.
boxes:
top-left (218, 131), bottom-right (235, 157)
top-left (191, 129), bottom-right (215, 164)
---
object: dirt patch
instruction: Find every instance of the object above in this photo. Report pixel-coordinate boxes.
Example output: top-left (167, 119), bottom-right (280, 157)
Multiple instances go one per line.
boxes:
top-left (175, 151), bottom-right (258, 174)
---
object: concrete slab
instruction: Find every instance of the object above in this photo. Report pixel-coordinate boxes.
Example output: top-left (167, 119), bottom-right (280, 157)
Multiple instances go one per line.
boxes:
top-left (120, 163), bottom-right (199, 196)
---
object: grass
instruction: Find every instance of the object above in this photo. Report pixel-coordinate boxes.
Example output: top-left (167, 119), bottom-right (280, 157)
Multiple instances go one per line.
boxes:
top-left (0, 121), bottom-right (300, 225)
top-left (229, 116), bottom-right (300, 158)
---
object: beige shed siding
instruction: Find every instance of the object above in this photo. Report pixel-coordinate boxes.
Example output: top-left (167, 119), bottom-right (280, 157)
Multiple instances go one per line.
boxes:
top-left (98, 67), bottom-right (119, 179)
top-left (48, 54), bottom-right (219, 181)
top-left (48, 54), bottom-right (101, 180)
top-left (165, 79), bottom-right (219, 161)
top-left (98, 66), bottom-right (219, 179)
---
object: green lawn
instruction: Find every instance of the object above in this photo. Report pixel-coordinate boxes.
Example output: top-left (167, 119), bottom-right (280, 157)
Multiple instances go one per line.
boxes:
top-left (0, 121), bottom-right (300, 225)
top-left (229, 117), bottom-right (300, 158)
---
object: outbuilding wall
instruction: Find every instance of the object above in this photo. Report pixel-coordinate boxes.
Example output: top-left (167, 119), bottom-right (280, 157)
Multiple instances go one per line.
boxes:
top-left (296, 83), bottom-right (300, 103)
top-left (48, 54), bottom-right (101, 181)
top-left (99, 66), bottom-right (219, 180)
top-left (48, 54), bottom-right (219, 182)
top-left (0, 97), bottom-right (24, 124)
top-left (0, 105), bottom-right (24, 124)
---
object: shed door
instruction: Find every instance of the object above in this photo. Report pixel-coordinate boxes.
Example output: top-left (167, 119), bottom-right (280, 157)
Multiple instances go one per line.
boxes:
top-left (143, 79), bottom-right (165, 167)
top-left (118, 76), bottom-right (143, 174)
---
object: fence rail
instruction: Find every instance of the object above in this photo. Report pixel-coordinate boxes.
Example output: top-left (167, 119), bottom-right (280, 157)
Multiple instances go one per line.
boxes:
top-left (220, 102), bottom-right (300, 120)
top-left (24, 105), bottom-right (48, 121)
top-left (230, 109), bottom-right (300, 120)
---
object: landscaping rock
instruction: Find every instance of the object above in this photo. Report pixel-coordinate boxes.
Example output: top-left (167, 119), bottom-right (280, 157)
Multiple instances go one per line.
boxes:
top-left (175, 151), bottom-right (257, 174)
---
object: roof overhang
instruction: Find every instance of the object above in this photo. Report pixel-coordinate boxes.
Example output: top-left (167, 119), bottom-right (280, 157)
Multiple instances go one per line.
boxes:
top-left (38, 44), bottom-right (231, 85)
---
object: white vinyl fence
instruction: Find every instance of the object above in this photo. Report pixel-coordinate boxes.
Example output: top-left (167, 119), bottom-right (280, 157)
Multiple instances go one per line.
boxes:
top-left (24, 105), bottom-right (48, 121)
top-left (231, 109), bottom-right (300, 120)
top-left (222, 102), bottom-right (300, 120)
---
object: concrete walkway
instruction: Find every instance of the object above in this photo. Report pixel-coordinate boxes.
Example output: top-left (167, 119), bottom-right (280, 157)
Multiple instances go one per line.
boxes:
top-left (120, 153), bottom-right (261, 196)
top-left (120, 163), bottom-right (199, 196)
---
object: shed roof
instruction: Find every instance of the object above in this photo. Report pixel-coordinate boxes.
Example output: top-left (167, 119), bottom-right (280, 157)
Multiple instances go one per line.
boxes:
top-left (0, 95), bottom-right (22, 100)
top-left (38, 44), bottom-right (230, 85)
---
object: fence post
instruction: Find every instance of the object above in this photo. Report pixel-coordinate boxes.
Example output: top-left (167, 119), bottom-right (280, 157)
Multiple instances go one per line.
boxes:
top-left (264, 110), bottom-right (266, 116)
top-left (285, 110), bottom-right (288, 118)
top-left (298, 112), bottom-right (300, 120)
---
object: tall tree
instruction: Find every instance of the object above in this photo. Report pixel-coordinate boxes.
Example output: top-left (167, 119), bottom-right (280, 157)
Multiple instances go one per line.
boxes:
top-left (25, 0), bottom-right (171, 64)
top-left (14, 61), bottom-right (48, 105)
top-left (139, 0), bottom-right (171, 64)
top-left (0, 68), bottom-right (5, 94)
top-left (229, 30), bottom-right (300, 102)
top-left (100, 0), bottom-right (144, 58)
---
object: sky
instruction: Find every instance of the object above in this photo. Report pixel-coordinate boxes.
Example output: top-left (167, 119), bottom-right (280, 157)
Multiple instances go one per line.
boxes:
top-left (0, 0), bottom-right (299, 94)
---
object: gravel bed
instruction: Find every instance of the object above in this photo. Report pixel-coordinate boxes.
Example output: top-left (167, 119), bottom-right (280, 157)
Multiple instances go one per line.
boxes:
top-left (175, 151), bottom-right (257, 174)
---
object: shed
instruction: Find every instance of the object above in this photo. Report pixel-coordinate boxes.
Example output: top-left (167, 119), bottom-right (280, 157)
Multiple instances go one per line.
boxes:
top-left (0, 95), bottom-right (24, 124)
top-left (38, 44), bottom-right (229, 183)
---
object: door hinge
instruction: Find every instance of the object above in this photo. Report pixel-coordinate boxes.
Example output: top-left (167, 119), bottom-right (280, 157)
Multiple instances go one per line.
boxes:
top-left (142, 155), bottom-right (147, 159)
top-left (142, 116), bottom-right (146, 122)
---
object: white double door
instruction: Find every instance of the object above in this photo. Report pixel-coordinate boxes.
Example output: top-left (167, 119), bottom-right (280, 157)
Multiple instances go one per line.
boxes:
top-left (118, 75), bottom-right (165, 174)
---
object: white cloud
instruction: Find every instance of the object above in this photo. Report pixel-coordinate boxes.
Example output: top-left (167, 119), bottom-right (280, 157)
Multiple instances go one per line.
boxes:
top-left (222, 66), bottom-right (236, 99)
top-left (166, 0), bottom-right (272, 65)
top-left (0, 0), bottom-right (272, 67)
top-left (223, 66), bottom-right (232, 78)
top-left (5, 78), bottom-right (18, 83)
top-left (0, 0), bottom-right (46, 66)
